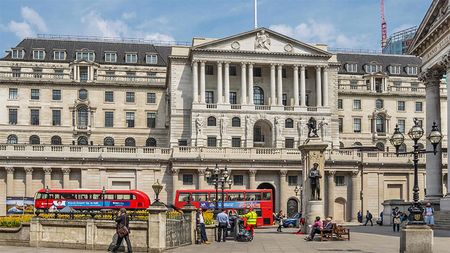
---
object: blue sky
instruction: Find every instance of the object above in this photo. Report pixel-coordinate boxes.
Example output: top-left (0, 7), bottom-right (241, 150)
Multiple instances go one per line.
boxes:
top-left (0, 0), bottom-right (431, 54)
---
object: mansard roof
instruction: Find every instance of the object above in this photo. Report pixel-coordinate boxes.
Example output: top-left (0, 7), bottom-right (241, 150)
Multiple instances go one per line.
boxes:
top-left (2, 38), bottom-right (171, 66)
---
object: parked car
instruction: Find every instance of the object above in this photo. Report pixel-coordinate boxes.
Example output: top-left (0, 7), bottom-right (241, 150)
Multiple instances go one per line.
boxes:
top-left (283, 212), bottom-right (301, 228)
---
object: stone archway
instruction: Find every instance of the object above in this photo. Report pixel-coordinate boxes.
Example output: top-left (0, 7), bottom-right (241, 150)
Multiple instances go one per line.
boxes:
top-left (334, 197), bottom-right (347, 222)
top-left (253, 119), bottom-right (273, 147)
top-left (257, 182), bottom-right (275, 212)
top-left (287, 198), bottom-right (299, 218)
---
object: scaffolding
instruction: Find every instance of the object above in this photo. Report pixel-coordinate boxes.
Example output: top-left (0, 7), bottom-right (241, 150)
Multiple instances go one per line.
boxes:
top-left (382, 26), bottom-right (417, 55)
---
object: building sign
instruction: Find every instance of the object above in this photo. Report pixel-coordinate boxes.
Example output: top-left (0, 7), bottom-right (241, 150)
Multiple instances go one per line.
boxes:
top-left (6, 197), bottom-right (35, 215)
top-left (422, 33), bottom-right (450, 64)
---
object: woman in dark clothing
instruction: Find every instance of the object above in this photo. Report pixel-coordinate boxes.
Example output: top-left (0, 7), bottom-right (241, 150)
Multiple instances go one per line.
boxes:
top-left (276, 210), bottom-right (285, 232)
top-left (111, 208), bottom-right (132, 253)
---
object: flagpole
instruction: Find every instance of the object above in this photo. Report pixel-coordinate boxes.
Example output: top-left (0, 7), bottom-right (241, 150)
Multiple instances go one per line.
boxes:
top-left (254, 0), bottom-right (258, 29)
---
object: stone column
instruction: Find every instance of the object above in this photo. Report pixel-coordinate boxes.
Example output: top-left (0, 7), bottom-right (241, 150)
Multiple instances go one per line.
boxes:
top-left (248, 63), bottom-right (254, 105)
top-left (322, 67), bottom-right (329, 107)
top-left (277, 65), bottom-right (283, 106)
top-left (5, 167), bottom-right (14, 197)
top-left (421, 68), bottom-right (444, 202)
top-left (198, 169), bottom-right (207, 189)
top-left (293, 65), bottom-right (299, 106)
top-left (270, 64), bottom-right (276, 105)
top-left (316, 66), bottom-right (322, 107)
top-left (224, 62), bottom-right (230, 104)
top-left (171, 169), bottom-right (179, 203)
top-left (300, 66), bottom-right (306, 107)
top-left (327, 170), bottom-right (336, 218)
top-left (351, 170), bottom-right (361, 222)
top-left (444, 54), bottom-right (450, 195)
top-left (43, 167), bottom-right (52, 188)
top-left (279, 170), bottom-right (288, 212)
top-left (217, 62), bottom-right (223, 104)
top-left (62, 168), bottom-right (71, 189)
top-left (241, 63), bottom-right (247, 105)
top-left (25, 167), bottom-right (33, 197)
top-left (200, 61), bottom-right (206, 103)
top-left (192, 61), bottom-right (198, 103)
top-left (248, 169), bottom-right (257, 189)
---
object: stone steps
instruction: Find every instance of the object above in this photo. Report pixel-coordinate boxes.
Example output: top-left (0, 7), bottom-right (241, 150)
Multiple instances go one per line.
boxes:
top-left (434, 211), bottom-right (450, 229)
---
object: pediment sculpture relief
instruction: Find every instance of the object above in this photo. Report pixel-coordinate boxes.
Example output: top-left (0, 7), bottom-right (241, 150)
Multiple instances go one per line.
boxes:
top-left (255, 30), bottom-right (271, 50)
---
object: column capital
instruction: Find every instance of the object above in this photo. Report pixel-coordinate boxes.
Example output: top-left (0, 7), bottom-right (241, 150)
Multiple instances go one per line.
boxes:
top-left (441, 51), bottom-right (450, 69)
top-left (216, 61), bottom-right (223, 65)
top-left (24, 167), bottom-right (34, 174)
top-left (279, 169), bottom-right (288, 176)
top-left (315, 65), bottom-right (322, 70)
top-left (223, 61), bottom-right (231, 65)
top-left (327, 170), bottom-right (336, 176)
top-left (200, 61), bottom-right (206, 65)
top-left (62, 168), bottom-right (71, 175)
top-left (248, 63), bottom-right (254, 67)
top-left (270, 63), bottom-right (276, 69)
top-left (419, 67), bottom-right (445, 85)
top-left (277, 64), bottom-right (283, 67)
top-left (43, 167), bottom-right (52, 175)
top-left (292, 65), bottom-right (299, 70)
top-left (300, 65), bottom-right (306, 71)
top-left (241, 62), bottom-right (247, 67)
top-left (171, 168), bottom-right (180, 175)
top-left (5, 167), bottom-right (14, 174)
top-left (351, 170), bottom-right (360, 177)
top-left (198, 168), bottom-right (206, 176)
top-left (248, 169), bottom-right (257, 176)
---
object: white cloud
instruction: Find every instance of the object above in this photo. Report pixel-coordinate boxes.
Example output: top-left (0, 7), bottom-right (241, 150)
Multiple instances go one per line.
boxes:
top-left (7, 21), bottom-right (34, 38)
top-left (6, 6), bottom-right (47, 39)
top-left (21, 6), bottom-right (48, 32)
top-left (270, 20), bottom-right (368, 49)
top-left (121, 11), bottom-right (136, 20)
top-left (143, 33), bottom-right (175, 42)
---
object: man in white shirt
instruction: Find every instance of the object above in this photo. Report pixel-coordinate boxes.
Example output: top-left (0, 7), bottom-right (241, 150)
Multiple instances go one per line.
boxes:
top-left (196, 209), bottom-right (210, 244)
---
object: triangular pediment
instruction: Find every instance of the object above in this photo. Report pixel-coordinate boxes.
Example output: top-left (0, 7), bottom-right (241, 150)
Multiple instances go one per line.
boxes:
top-left (192, 28), bottom-right (331, 57)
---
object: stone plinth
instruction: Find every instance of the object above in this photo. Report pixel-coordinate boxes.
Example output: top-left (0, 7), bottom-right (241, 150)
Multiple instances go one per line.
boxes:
top-left (400, 225), bottom-right (433, 253)
top-left (148, 205), bottom-right (168, 253)
top-left (305, 200), bottom-right (324, 228)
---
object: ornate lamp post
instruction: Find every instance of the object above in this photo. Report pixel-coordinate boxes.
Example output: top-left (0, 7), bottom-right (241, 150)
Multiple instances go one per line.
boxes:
top-left (151, 179), bottom-right (164, 206)
top-left (294, 185), bottom-right (303, 214)
top-left (205, 164), bottom-right (230, 211)
top-left (389, 118), bottom-right (442, 224)
top-left (45, 186), bottom-right (49, 214)
top-left (102, 186), bottom-right (106, 208)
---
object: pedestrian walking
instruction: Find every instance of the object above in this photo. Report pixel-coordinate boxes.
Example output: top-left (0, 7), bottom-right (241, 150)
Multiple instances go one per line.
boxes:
top-left (196, 208), bottom-right (210, 244)
top-left (276, 210), bottom-right (285, 232)
top-left (424, 203), bottom-right (435, 226)
top-left (392, 208), bottom-right (401, 232)
top-left (111, 208), bottom-right (132, 253)
top-left (304, 216), bottom-right (323, 241)
top-left (216, 209), bottom-right (230, 242)
top-left (357, 210), bottom-right (363, 223)
top-left (364, 210), bottom-right (373, 226)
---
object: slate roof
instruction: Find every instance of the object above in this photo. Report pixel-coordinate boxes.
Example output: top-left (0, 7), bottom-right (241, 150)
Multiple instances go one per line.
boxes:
top-left (2, 38), bottom-right (171, 67)
top-left (336, 53), bottom-right (422, 77)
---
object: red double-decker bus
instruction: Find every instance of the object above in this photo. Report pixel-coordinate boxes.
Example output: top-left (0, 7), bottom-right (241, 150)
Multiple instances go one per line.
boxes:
top-left (174, 189), bottom-right (273, 226)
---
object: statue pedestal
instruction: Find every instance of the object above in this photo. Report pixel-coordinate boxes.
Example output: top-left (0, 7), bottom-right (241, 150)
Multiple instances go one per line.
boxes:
top-left (305, 200), bottom-right (324, 230)
top-left (399, 225), bottom-right (433, 253)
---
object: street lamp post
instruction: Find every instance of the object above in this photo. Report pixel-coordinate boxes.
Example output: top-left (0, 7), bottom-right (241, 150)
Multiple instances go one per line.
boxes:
top-left (205, 164), bottom-right (230, 212)
top-left (389, 118), bottom-right (442, 225)
top-left (45, 186), bottom-right (49, 214)
top-left (294, 185), bottom-right (303, 214)
top-left (151, 179), bottom-right (164, 206)
top-left (102, 186), bottom-right (106, 208)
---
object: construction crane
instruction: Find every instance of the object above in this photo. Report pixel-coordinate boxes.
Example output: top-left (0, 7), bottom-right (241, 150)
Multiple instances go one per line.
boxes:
top-left (381, 0), bottom-right (387, 48)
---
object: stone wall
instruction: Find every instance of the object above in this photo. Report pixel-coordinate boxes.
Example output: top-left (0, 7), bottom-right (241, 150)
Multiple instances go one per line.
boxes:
top-left (0, 223), bottom-right (30, 246)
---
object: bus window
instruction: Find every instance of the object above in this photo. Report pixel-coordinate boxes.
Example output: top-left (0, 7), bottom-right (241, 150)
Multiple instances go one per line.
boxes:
top-left (262, 192), bottom-right (271, 200)
top-left (254, 208), bottom-right (262, 217)
top-left (245, 193), bottom-right (261, 201)
top-left (36, 193), bottom-right (43, 199)
top-left (227, 193), bottom-right (244, 201)
top-left (105, 194), bottom-right (115, 200)
top-left (192, 193), bottom-right (208, 202)
top-left (92, 194), bottom-right (102, 199)
top-left (77, 194), bottom-right (88, 199)
top-left (116, 194), bottom-right (131, 200)
top-left (131, 194), bottom-right (136, 200)
top-left (178, 193), bottom-right (191, 202)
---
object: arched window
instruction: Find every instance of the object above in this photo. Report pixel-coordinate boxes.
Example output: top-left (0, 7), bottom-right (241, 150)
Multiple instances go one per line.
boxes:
top-left (375, 99), bottom-right (384, 109)
top-left (104, 137), bottom-right (115, 146)
top-left (78, 89), bottom-right (88, 100)
top-left (125, 137), bottom-right (136, 147)
top-left (376, 142), bottom-right (385, 151)
top-left (398, 143), bottom-right (407, 153)
top-left (77, 106), bottom-right (89, 129)
top-left (77, 136), bottom-right (88, 145)
top-left (339, 142), bottom-right (344, 149)
top-left (232, 117), bottom-right (241, 127)
top-left (376, 115), bottom-right (385, 133)
top-left (354, 142), bottom-right (362, 147)
top-left (146, 138), bottom-right (157, 147)
top-left (7, 135), bottom-right (18, 144)
top-left (29, 135), bottom-right (40, 145)
top-left (285, 118), bottom-right (294, 128)
top-left (254, 86), bottom-right (264, 105)
top-left (207, 116), bottom-right (216, 126)
top-left (51, 136), bottom-right (62, 145)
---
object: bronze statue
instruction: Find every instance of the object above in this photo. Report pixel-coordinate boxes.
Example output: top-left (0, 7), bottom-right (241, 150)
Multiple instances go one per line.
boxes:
top-left (309, 163), bottom-right (322, 200)
top-left (307, 118), bottom-right (318, 138)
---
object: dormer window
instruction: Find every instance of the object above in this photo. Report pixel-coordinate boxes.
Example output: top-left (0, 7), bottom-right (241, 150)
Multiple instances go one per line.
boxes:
top-left (11, 49), bottom-right (24, 59)
top-left (125, 53), bottom-right (138, 63)
top-left (146, 54), bottom-right (158, 64)
top-left (105, 52), bottom-right (117, 63)
top-left (33, 50), bottom-right (45, 60)
top-left (76, 51), bottom-right (95, 61)
top-left (345, 63), bottom-right (358, 73)
top-left (389, 65), bottom-right (401, 75)
top-left (406, 66), bottom-right (418, 75)
top-left (364, 63), bottom-right (382, 73)
top-left (53, 51), bottom-right (66, 60)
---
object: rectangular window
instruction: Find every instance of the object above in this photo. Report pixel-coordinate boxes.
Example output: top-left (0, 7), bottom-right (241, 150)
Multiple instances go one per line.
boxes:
top-left (126, 71), bottom-right (136, 81)
top-left (182, 174), bottom-right (194, 185)
top-left (205, 91), bottom-right (214, 104)
top-left (33, 68), bottom-right (42, 78)
top-left (105, 71), bottom-right (115, 80)
top-left (353, 118), bottom-right (361, 133)
top-left (335, 176), bottom-right (345, 186)
top-left (229, 66), bottom-right (237, 76)
top-left (32, 50), bottom-right (45, 60)
top-left (31, 89), bottom-right (40, 100)
top-left (178, 139), bottom-right (188, 146)
top-left (9, 109), bottom-right (17, 125)
top-left (146, 54), bottom-right (158, 64)
top-left (104, 52), bottom-right (117, 63)
top-left (415, 102), bottom-right (423, 112)
top-left (147, 93), bottom-right (156, 104)
top-left (233, 175), bottom-right (244, 186)
top-left (9, 88), bottom-right (18, 100)
top-left (79, 66), bottom-right (88, 82)
top-left (207, 136), bottom-right (217, 147)
top-left (148, 72), bottom-right (157, 78)
top-left (406, 66), bottom-right (418, 75)
top-left (254, 67), bottom-right (262, 77)
top-left (52, 110), bottom-right (61, 126)
top-left (147, 112), bottom-right (156, 128)
top-left (398, 119), bottom-right (406, 133)
top-left (31, 109), bottom-right (40, 125)
top-left (339, 118), bottom-right (343, 133)
top-left (125, 53), bottom-right (138, 63)
top-left (282, 68), bottom-right (287, 78)
top-left (205, 65), bottom-right (214, 75)
top-left (411, 82), bottom-right (419, 92)
top-left (389, 65), bottom-right (401, 75)
top-left (288, 176), bottom-right (298, 186)
top-left (126, 92), bottom-right (135, 103)
top-left (230, 92), bottom-right (237, 104)
top-left (52, 90), bottom-right (61, 100)
top-left (397, 101), bottom-right (405, 111)
top-left (346, 63), bottom-right (358, 73)
top-left (350, 80), bottom-right (358, 89)
top-left (76, 52), bottom-right (94, 61)
top-left (11, 49), bottom-right (24, 59)
top-left (232, 137), bottom-right (241, 147)
top-left (285, 138), bottom-right (294, 148)
top-left (126, 112), bottom-right (135, 128)
top-left (12, 68), bottom-right (21, 78)
top-left (105, 112), bottom-right (114, 127)
top-left (282, 93), bottom-right (287, 106)
top-left (105, 91), bottom-right (114, 102)
top-left (338, 99), bottom-right (343, 109)
top-left (53, 51), bottom-right (65, 60)
top-left (353, 99), bottom-right (361, 110)
top-left (54, 69), bottom-right (64, 79)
